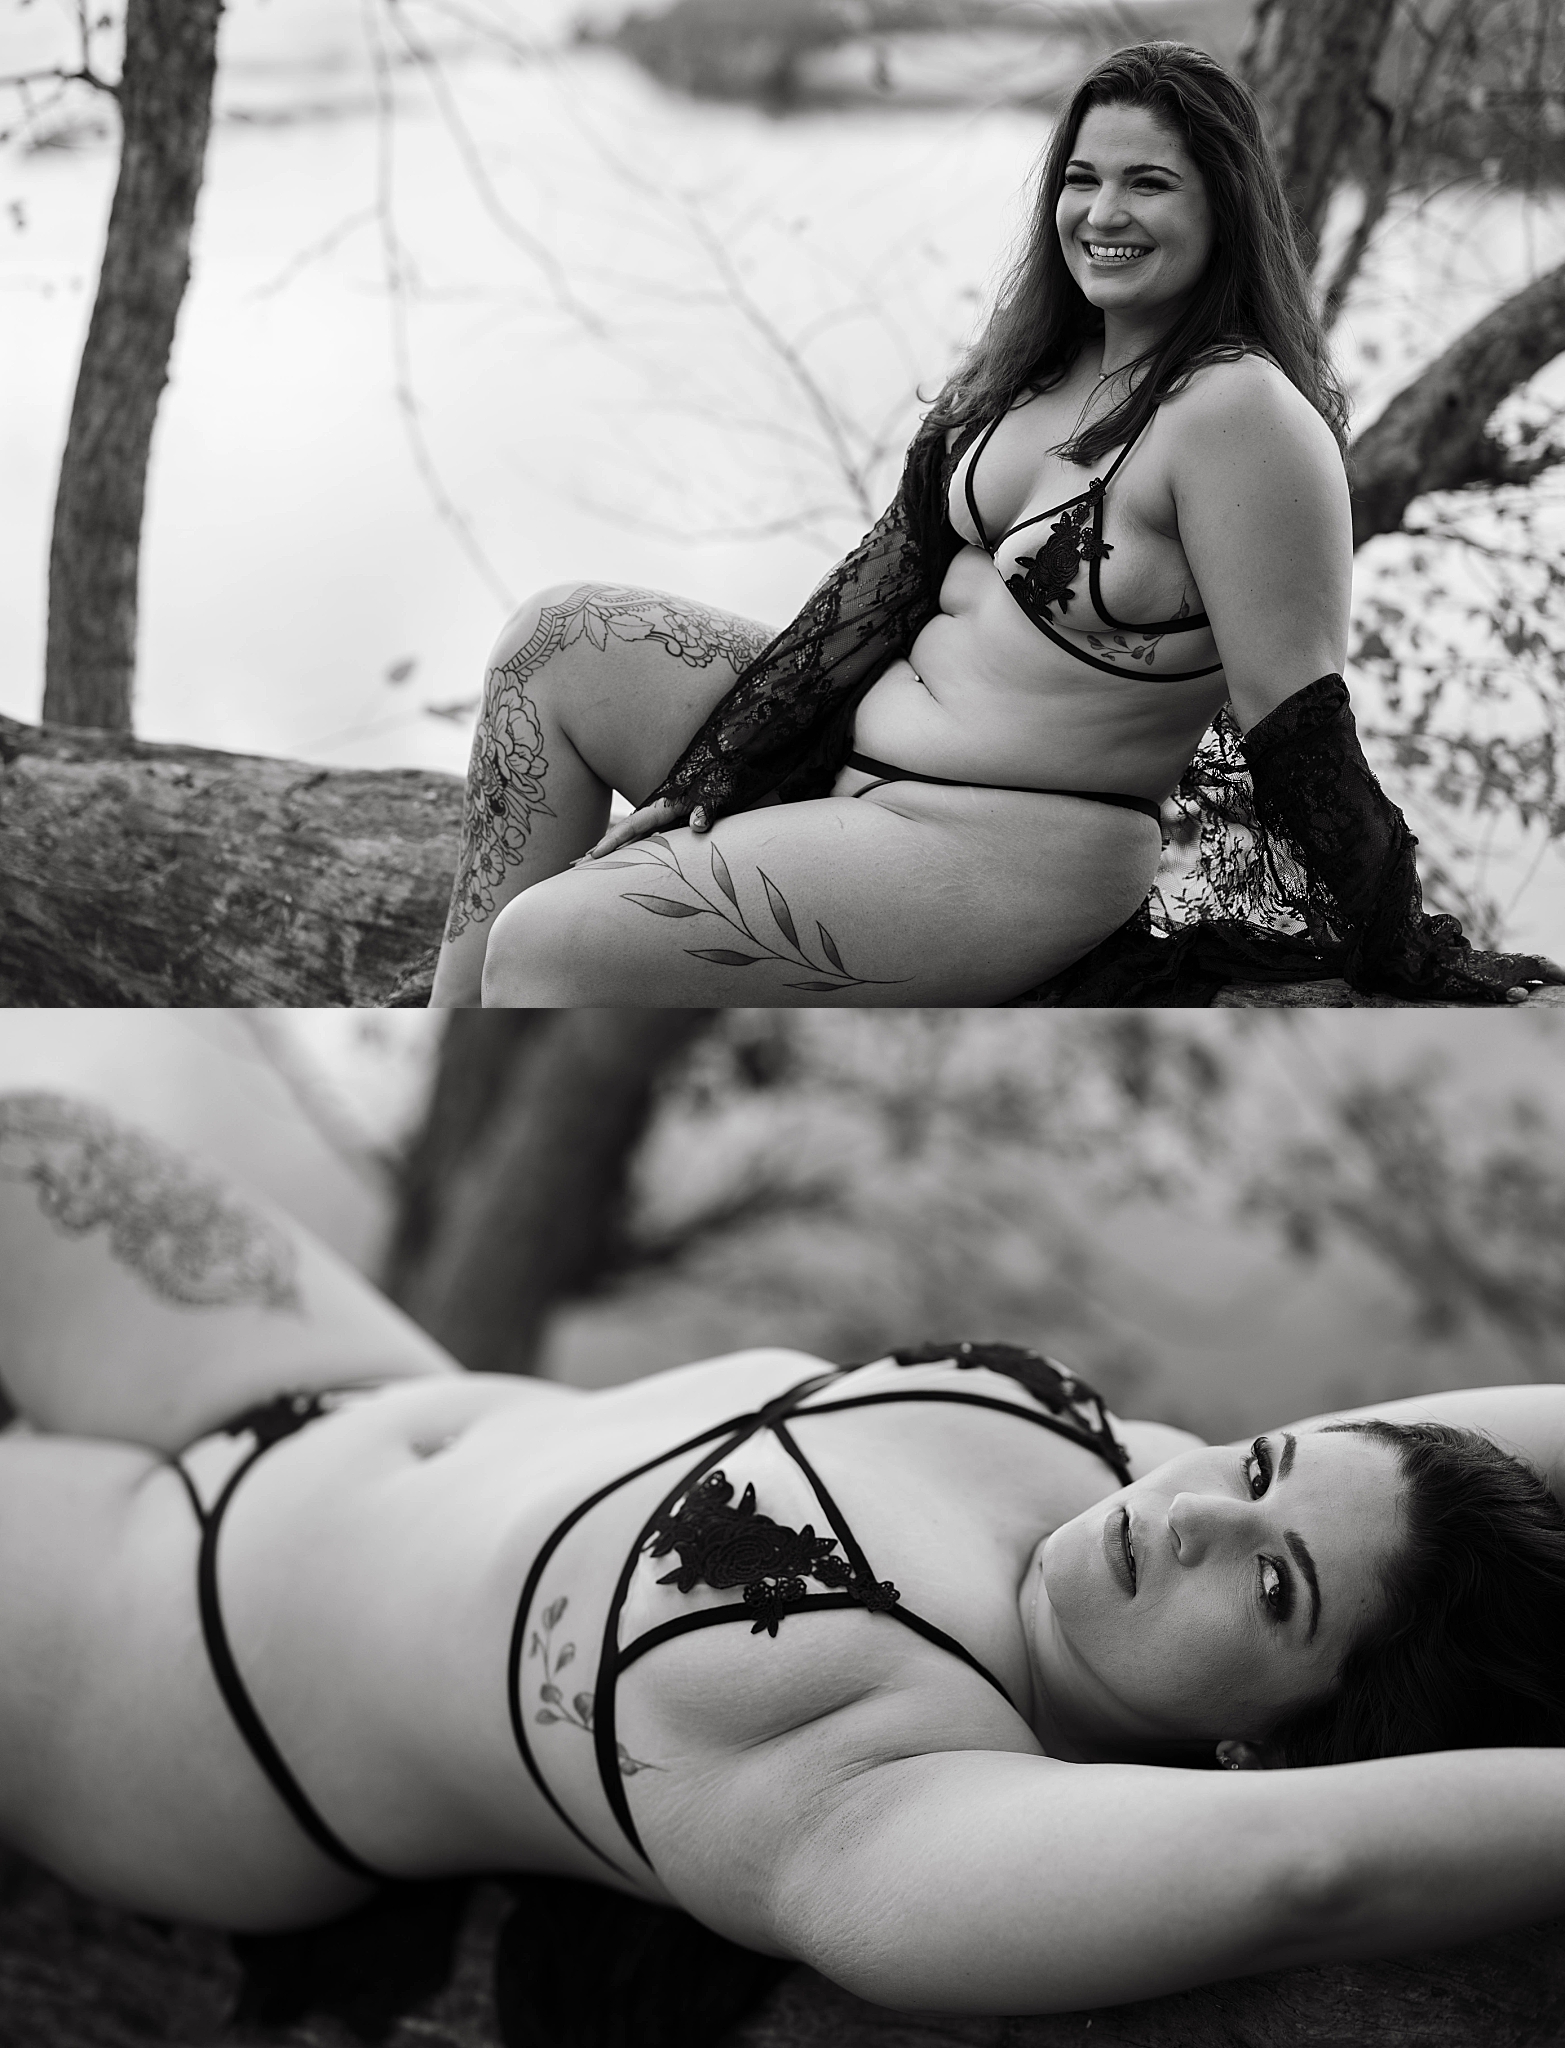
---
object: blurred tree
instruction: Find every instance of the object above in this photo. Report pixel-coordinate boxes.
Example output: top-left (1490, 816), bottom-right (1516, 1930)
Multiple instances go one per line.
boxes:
top-left (382, 1008), bottom-right (715, 1373)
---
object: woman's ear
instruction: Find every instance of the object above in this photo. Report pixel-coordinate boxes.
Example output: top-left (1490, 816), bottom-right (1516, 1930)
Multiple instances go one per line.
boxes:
top-left (1215, 1738), bottom-right (1267, 1771)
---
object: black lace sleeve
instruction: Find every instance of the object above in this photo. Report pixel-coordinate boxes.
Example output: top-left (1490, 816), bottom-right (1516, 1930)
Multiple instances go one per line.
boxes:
top-left (648, 424), bottom-right (971, 819)
top-left (1239, 674), bottom-right (1564, 1002)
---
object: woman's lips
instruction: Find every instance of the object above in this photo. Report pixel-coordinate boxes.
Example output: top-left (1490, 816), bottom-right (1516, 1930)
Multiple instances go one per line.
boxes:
top-left (1103, 1503), bottom-right (1137, 1596)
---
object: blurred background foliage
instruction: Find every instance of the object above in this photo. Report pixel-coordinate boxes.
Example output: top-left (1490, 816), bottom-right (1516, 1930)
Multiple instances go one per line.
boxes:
top-left (3, 1009), bottom-right (1561, 1439)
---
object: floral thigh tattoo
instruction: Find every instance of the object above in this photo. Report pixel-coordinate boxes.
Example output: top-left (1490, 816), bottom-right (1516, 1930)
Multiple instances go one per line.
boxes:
top-left (0, 1093), bottom-right (300, 1312)
top-left (444, 586), bottom-right (773, 943)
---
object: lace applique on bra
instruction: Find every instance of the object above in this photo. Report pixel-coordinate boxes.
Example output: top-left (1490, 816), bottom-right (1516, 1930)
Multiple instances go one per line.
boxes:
top-left (1008, 490), bottom-right (1112, 623)
top-left (648, 1471), bottom-right (900, 1637)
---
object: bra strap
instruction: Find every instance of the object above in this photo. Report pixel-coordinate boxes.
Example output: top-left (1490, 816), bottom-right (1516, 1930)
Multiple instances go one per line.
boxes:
top-left (963, 411), bottom-right (1010, 550)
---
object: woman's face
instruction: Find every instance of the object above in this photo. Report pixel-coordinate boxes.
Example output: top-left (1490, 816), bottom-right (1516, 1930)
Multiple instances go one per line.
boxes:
top-left (1025, 1428), bottom-right (1406, 1757)
top-left (1055, 102), bottom-right (1215, 331)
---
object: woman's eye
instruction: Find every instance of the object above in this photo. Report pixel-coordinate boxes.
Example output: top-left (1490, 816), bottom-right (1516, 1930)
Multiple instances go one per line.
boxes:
top-left (1244, 1437), bottom-right (1272, 1498)
top-left (1259, 1557), bottom-right (1292, 1623)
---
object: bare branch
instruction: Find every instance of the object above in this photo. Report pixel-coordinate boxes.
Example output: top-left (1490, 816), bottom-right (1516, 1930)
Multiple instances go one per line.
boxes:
top-left (1350, 257), bottom-right (1565, 547)
top-left (0, 62), bottom-right (116, 98)
top-left (683, 204), bottom-right (878, 525)
top-left (381, 0), bottom-right (606, 335)
top-left (363, 0), bottom-right (516, 611)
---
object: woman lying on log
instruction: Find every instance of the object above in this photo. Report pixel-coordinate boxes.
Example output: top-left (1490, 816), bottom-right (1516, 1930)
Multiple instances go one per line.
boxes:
top-left (430, 40), bottom-right (1559, 1009)
top-left (3, 1089), bottom-right (1565, 2021)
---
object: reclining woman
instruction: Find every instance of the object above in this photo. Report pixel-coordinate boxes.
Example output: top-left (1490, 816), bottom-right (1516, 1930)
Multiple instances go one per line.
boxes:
top-left (3, 1089), bottom-right (1565, 2018)
top-left (430, 41), bottom-right (1559, 1008)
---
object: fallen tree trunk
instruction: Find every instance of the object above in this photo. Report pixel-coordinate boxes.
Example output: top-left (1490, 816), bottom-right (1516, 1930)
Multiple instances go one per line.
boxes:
top-left (2, 714), bottom-right (1550, 1008)
top-left (0, 713), bottom-right (460, 1006)
top-left (3, 1852), bottom-right (1564, 2048)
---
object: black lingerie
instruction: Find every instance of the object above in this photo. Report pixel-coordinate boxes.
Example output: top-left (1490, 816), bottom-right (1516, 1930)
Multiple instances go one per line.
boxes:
top-left (507, 1343), bottom-right (1131, 1880)
top-left (843, 747), bottom-right (1162, 823)
top-left (170, 1349), bottom-right (1130, 1890)
top-left (171, 1391), bottom-right (390, 1884)
top-left (962, 404), bottom-right (1221, 681)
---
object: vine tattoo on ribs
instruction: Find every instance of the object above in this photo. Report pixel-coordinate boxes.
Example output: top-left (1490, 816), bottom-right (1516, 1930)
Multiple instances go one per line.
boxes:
top-left (528, 1595), bottom-right (662, 1777)
top-left (0, 1093), bottom-right (301, 1312)
top-left (445, 585), bottom-right (774, 942)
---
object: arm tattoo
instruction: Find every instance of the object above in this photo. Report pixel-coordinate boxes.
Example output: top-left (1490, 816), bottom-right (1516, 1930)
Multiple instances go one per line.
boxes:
top-left (0, 1094), bottom-right (301, 1312)
top-left (445, 585), bottom-right (774, 943)
top-left (528, 1595), bottom-right (662, 1776)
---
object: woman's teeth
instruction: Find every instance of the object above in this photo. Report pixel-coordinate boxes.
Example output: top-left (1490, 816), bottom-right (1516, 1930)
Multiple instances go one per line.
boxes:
top-left (1087, 243), bottom-right (1149, 262)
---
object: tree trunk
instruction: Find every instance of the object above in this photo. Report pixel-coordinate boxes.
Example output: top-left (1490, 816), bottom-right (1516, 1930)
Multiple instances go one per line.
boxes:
top-left (383, 1009), bottom-right (715, 1375)
top-left (42, 0), bottom-right (224, 732)
top-left (1349, 258), bottom-right (1565, 546)
top-left (1237, 0), bottom-right (1399, 261)
top-left (0, 713), bottom-right (459, 1005)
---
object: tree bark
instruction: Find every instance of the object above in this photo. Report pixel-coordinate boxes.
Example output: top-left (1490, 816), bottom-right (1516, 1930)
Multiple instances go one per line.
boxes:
top-left (1348, 258), bottom-right (1565, 546)
top-left (383, 1009), bottom-right (715, 1375)
top-left (4, 1848), bottom-right (1565, 2048)
top-left (0, 713), bottom-right (459, 1005)
top-left (1237, 0), bottom-right (1399, 260)
top-left (42, 0), bottom-right (223, 731)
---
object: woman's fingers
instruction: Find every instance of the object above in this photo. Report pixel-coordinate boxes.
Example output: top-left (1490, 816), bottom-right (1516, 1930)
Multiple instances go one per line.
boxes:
top-left (576, 798), bottom-right (688, 862)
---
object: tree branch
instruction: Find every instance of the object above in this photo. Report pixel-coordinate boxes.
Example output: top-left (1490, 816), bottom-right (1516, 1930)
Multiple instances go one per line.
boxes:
top-left (1350, 257), bottom-right (1565, 547)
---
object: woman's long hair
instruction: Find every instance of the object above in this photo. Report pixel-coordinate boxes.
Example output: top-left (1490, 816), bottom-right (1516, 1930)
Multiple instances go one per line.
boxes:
top-left (928, 42), bottom-right (1349, 465)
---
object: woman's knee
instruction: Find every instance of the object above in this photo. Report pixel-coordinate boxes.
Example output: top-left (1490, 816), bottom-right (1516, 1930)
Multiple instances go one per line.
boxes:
top-left (486, 582), bottom-right (597, 675)
top-left (481, 879), bottom-right (602, 1007)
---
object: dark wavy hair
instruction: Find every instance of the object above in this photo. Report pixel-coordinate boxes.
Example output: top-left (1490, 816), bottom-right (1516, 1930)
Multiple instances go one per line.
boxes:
top-left (928, 41), bottom-right (1349, 464)
top-left (1267, 1420), bottom-right (1565, 1768)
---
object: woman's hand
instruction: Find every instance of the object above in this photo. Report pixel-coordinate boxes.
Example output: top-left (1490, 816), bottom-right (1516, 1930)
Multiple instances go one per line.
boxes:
top-left (575, 797), bottom-right (714, 863)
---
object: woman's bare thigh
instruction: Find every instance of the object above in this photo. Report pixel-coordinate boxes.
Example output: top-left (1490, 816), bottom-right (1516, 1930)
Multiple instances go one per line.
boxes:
top-left (0, 1094), bottom-right (457, 1453)
top-left (0, 1433), bottom-right (368, 1928)
top-left (480, 782), bottom-right (1163, 1007)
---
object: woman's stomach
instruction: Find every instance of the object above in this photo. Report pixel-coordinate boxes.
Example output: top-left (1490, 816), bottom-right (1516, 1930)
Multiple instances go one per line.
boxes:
top-left (852, 555), bottom-right (1230, 800)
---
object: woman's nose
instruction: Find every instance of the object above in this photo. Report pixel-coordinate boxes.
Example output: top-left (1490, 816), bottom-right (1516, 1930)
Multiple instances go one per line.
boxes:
top-left (1166, 1490), bottom-right (1245, 1564)
top-left (1085, 185), bottom-right (1129, 227)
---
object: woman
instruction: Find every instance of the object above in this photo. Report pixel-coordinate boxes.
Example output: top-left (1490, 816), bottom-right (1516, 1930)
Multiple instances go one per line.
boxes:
top-left (430, 42), bottom-right (1558, 1008)
top-left (4, 1090), bottom-right (1565, 2019)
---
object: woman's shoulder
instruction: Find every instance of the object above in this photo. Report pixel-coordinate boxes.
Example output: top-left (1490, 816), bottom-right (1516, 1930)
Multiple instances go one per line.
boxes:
top-left (1161, 349), bottom-right (1341, 459)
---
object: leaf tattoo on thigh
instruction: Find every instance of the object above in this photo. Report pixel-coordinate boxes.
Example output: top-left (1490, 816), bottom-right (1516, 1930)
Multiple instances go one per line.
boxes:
top-left (596, 837), bottom-right (909, 991)
top-left (0, 1093), bottom-right (301, 1312)
top-left (446, 586), bottom-right (773, 942)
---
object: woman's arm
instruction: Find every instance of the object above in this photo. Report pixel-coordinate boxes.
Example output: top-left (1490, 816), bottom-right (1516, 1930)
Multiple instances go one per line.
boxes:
top-left (1169, 354), bottom-right (1353, 732)
top-left (725, 1744), bottom-right (1565, 2014)
top-left (1295, 1386), bottom-right (1565, 1507)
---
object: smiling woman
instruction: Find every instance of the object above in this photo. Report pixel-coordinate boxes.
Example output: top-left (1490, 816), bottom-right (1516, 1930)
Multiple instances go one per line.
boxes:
top-left (428, 39), bottom-right (1561, 1009)
top-left (4, 1098), bottom-right (1565, 2023)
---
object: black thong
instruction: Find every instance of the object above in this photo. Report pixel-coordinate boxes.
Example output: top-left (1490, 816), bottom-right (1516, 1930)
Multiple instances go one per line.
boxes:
top-left (843, 749), bottom-right (1161, 823)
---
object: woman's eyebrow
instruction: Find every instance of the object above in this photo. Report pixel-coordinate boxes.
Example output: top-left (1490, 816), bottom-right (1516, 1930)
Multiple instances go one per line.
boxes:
top-left (1278, 1431), bottom-right (1297, 1480)
top-left (1283, 1530), bottom-right (1322, 1640)
top-left (1066, 157), bottom-right (1182, 178)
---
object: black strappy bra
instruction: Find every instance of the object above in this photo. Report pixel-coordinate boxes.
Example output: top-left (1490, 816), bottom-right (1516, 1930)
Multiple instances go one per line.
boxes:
top-left (172, 1346), bottom-right (1130, 1889)
top-left (507, 1343), bottom-right (1132, 1881)
top-left (962, 404), bottom-right (1223, 681)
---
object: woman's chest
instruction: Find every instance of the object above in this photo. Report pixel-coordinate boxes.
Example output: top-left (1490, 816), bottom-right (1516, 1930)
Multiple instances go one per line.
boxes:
top-left (950, 411), bottom-right (1206, 655)
top-left (536, 1377), bottom-right (1124, 1750)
